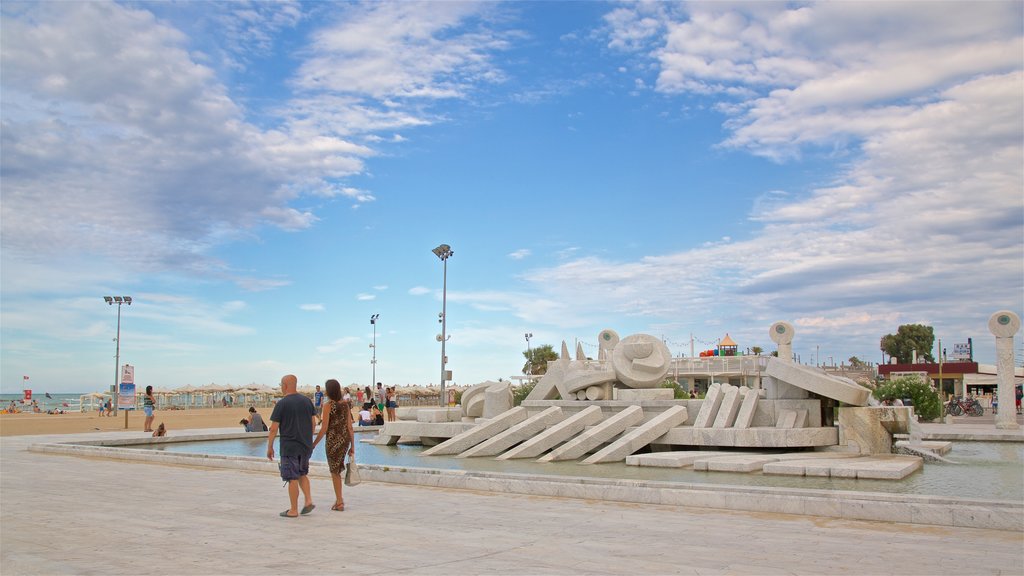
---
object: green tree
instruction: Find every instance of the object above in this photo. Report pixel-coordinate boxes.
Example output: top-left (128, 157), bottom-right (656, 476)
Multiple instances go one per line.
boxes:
top-left (872, 376), bottom-right (942, 421)
top-left (751, 346), bottom-right (763, 355)
top-left (880, 324), bottom-right (935, 363)
top-left (513, 381), bottom-right (536, 406)
top-left (660, 379), bottom-right (687, 399)
top-left (523, 344), bottom-right (559, 376)
top-left (848, 356), bottom-right (868, 368)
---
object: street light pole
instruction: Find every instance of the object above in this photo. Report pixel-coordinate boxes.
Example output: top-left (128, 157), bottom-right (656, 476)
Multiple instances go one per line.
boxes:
top-left (103, 296), bottom-right (132, 417)
top-left (370, 314), bottom-right (379, 387)
top-left (432, 244), bottom-right (453, 407)
top-left (525, 333), bottom-right (533, 379)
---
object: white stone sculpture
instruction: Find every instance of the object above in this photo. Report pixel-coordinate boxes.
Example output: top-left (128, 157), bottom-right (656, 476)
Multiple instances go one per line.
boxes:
top-left (769, 321), bottom-right (794, 363)
top-left (988, 310), bottom-right (1020, 430)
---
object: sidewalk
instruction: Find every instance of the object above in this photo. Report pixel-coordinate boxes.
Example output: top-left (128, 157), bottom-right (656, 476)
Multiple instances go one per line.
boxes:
top-left (2, 431), bottom-right (1022, 575)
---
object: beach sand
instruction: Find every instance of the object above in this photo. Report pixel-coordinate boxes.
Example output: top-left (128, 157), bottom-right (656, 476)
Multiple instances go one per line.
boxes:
top-left (0, 406), bottom-right (263, 437)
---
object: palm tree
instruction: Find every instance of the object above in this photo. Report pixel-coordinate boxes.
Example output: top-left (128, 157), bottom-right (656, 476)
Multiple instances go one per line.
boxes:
top-left (523, 344), bottom-right (559, 376)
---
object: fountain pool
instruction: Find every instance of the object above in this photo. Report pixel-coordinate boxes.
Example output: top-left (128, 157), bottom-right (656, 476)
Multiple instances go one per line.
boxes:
top-left (127, 436), bottom-right (1023, 501)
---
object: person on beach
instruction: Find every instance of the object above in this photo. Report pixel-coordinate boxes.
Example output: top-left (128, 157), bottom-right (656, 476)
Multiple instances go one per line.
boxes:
top-left (358, 403), bottom-right (372, 426)
top-left (267, 374), bottom-right (317, 518)
top-left (104, 398), bottom-right (113, 416)
top-left (143, 385), bottom-right (156, 432)
top-left (371, 403), bottom-right (384, 426)
top-left (312, 379), bottom-right (355, 511)
top-left (152, 423), bottom-right (166, 437)
top-left (375, 382), bottom-right (385, 414)
top-left (314, 384), bottom-right (325, 426)
top-left (247, 406), bottom-right (266, 432)
top-left (385, 387), bottom-right (397, 422)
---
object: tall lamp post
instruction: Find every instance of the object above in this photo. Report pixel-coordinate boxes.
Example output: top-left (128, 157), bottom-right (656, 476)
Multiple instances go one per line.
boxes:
top-left (432, 244), bottom-right (453, 407)
top-left (370, 314), bottom-right (380, 387)
top-left (103, 296), bottom-right (132, 416)
top-left (525, 333), bottom-right (533, 379)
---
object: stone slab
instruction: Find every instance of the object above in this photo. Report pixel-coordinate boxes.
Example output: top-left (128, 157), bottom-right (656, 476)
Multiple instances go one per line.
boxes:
top-left (712, 386), bottom-right (742, 428)
top-left (696, 452), bottom-right (861, 473)
top-left (733, 387), bottom-right (761, 429)
top-left (581, 406), bottom-right (689, 464)
top-left (692, 383), bottom-right (724, 428)
top-left (615, 388), bottom-right (674, 401)
top-left (624, 451), bottom-right (757, 468)
top-left (763, 455), bottom-right (923, 480)
top-left (458, 406), bottom-right (564, 458)
top-left (776, 410), bottom-right (797, 429)
top-left (653, 426), bottom-right (838, 448)
top-left (421, 407), bottom-right (529, 456)
top-left (415, 408), bottom-right (463, 423)
top-left (539, 405), bottom-right (644, 462)
top-left (373, 421), bottom-right (470, 445)
top-left (764, 358), bottom-right (871, 406)
top-left (497, 405), bottom-right (604, 460)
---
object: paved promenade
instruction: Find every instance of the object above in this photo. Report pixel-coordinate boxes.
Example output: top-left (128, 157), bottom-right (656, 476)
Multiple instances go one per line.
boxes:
top-left (2, 430), bottom-right (1023, 575)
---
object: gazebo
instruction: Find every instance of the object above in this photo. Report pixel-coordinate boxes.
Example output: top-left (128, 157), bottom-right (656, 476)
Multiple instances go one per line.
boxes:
top-left (718, 333), bottom-right (739, 357)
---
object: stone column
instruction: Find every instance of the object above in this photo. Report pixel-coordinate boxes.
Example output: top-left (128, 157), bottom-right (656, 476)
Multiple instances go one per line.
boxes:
top-left (770, 322), bottom-right (794, 363)
top-left (988, 310), bottom-right (1020, 430)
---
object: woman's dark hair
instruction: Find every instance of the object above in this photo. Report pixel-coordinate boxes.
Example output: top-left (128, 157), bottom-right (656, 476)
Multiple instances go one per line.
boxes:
top-left (146, 385), bottom-right (153, 394)
top-left (325, 379), bottom-right (342, 402)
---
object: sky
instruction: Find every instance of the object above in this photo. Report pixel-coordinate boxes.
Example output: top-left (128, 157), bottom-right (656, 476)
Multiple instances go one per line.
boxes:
top-left (1, 1), bottom-right (1022, 394)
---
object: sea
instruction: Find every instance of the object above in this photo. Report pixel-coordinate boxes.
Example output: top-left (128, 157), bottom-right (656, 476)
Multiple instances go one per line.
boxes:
top-left (1, 392), bottom-right (87, 412)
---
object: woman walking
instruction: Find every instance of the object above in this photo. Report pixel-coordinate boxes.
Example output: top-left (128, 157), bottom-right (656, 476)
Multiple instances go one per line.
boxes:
top-left (143, 385), bottom-right (156, 432)
top-left (312, 379), bottom-right (355, 511)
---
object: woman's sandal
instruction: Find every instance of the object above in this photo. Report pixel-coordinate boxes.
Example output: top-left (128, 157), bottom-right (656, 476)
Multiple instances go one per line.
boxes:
top-left (331, 503), bottom-right (345, 511)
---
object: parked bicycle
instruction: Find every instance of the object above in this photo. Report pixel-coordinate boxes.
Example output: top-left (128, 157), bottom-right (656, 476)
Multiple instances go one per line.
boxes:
top-left (945, 395), bottom-right (984, 417)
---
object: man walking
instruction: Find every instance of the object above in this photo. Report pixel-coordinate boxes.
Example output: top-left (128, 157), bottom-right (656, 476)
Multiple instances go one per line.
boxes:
top-left (267, 374), bottom-right (317, 518)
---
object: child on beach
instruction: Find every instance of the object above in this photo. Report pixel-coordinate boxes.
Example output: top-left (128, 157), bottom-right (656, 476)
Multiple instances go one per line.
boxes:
top-left (152, 423), bottom-right (166, 437)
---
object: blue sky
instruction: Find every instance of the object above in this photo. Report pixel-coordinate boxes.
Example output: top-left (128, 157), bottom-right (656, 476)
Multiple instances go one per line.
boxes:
top-left (2, 1), bottom-right (1022, 394)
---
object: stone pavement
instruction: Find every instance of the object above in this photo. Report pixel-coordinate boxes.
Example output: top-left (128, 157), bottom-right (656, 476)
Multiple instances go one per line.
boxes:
top-left (2, 431), bottom-right (1022, 575)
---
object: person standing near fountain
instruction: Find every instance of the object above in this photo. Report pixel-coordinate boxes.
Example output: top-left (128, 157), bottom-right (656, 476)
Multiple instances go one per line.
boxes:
top-left (143, 385), bottom-right (156, 433)
top-left (312, 379), bottom-right (355, 511)
top-left (267, 374), bottom-right (317, 518)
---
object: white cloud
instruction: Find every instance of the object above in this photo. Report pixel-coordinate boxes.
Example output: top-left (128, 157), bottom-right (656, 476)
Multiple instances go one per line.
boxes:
top-left (508, 249), bottom-right (531, 260)
top-left (408, 286), bottom-right (431, 296)
top-left (300, 303), bottom-right (325, 312)
top-left (315, 336), bottom-right (361, 354)
top-left (356, 293), bottom-right (376, 301)
top-left (374, 285), bottom-right (388, 291)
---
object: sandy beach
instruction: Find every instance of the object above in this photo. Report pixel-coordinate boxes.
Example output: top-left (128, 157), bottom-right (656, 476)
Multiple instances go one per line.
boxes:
top-left (0, 406), bottom-right (265, 437)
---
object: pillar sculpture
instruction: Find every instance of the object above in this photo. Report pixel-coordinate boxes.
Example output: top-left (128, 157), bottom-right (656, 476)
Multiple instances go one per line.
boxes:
top-left (770, 321), bottom-right (795, 363)
top-left (988, 310), bottom-right (1020, 430)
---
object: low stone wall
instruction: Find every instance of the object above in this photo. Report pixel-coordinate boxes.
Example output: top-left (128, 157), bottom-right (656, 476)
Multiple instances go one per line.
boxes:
top-left (29, 437), bottom-right (1022, 531)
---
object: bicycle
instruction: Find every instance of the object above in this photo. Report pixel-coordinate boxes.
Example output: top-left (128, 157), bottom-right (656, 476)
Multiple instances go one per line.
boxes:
top-left (945, 395), bottom-right (984, 417)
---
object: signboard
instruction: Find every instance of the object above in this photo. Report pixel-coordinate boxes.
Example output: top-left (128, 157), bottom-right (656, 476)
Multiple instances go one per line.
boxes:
top-left (119, 383), bottom-right (136, 409)
top-left (951, 343), bottom-right (971, 361)
top-left (23, 389), bottom-right (32, 401)
top-left (119, 364), bottom-right (136, 409)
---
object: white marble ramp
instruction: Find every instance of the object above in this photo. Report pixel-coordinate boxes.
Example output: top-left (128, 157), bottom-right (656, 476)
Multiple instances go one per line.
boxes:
top-left (422, 407), bottom-right (529, 456)
top-left (712, 386), bottom-right (742, 428)
top-left (581, 405), bottom-right (689, 464)
top-left (496, 405), bottom-right (604, 460)
top-left (763, 455), bottom-right (923, 479)
top-left (538, 405), bottom-right (643, 462)
top-left (692, 383), bottom-right (724, 427)
top-left (457, 406), bottom-right (564, 458)
top-left (625, 451), bottom-right (760, 467)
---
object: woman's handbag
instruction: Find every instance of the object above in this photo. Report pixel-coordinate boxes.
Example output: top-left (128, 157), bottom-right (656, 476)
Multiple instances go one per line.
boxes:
top-left (345, 459), bottom-right (361, 486)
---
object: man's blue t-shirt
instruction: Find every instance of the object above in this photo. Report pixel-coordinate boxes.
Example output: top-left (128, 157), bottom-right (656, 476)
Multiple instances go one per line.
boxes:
top-left (314, 389), bottom-right (324, 408)
top-left (270, 394), bottom-right (316, 457)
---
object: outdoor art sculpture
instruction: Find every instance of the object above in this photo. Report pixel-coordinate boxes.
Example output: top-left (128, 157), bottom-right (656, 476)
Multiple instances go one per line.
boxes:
top-left (525, 330), bottom-right (671, 402)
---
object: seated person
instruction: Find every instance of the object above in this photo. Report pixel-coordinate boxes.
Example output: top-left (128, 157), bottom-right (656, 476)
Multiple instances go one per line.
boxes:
top-left (152, 423), bottom-right (167, 437)
top-left (371, 404), bottom-right (384, 426)
top-left (246, 406), bottom-right (266, 431)
top-left (239, 418), bottom-right (250, 431)
top-left (358, 404), bottom-right (373, 426)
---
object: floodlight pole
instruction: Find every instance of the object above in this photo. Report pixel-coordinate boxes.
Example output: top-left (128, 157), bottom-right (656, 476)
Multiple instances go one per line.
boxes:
top-left (370, 314), bottom-right (379, 387)
top-left (103, 296), bottom-right (132, 419)
top-left (433, 244), bottom-right (453, 407)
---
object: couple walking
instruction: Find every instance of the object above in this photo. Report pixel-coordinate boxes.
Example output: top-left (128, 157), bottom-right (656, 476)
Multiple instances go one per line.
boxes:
top-left (267, 374), bottom-right (355, 517)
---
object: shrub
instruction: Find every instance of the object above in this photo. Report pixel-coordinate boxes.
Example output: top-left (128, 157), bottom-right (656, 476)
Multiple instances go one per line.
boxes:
top-left (660, 380), bottom-right (687, 399)
top-left (513, 381), bottom-right (536, 406)
top-left (872, 375), bottom-right (941, 421)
